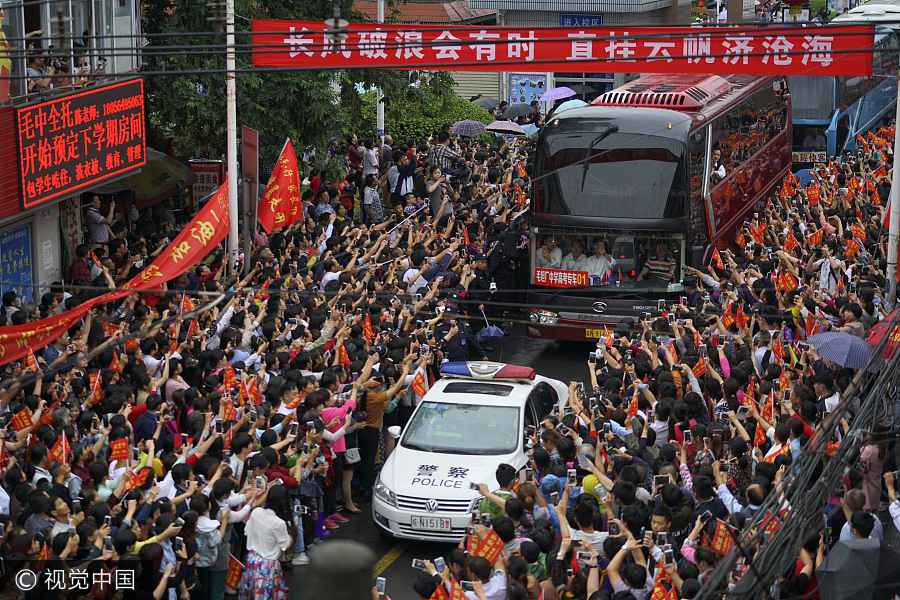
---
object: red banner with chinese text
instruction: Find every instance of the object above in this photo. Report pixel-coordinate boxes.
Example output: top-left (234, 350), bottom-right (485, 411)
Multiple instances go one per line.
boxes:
top-left (0, 182), bottom-right (230, 367)
top-left (534, 268), bottom-right (589, 288)
top-left (250, 21), bottom-right (873, 77)
top-left (258, 138), bottom-right (302, 234)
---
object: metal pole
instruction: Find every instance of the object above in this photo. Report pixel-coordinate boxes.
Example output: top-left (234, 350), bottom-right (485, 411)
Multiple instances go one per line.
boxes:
top-left (376, 0), bottom-right (385, 147)
top-left (225, 0), bottom-right (239, 274)
top-left (242, 178), bottom-right (252, 274)
top-left (887, 69), bottom-right (900, 305)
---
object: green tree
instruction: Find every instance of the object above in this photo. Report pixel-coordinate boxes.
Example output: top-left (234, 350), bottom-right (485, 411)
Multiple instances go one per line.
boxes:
top-left (141, 0), bottom-right (406, 166)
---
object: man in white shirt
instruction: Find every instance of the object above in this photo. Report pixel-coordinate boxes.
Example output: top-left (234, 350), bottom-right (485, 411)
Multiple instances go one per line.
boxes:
top-left (536, 238), bottom-right (562, 268)
top-left (464, 556), bottom-right (506, 600)
top-left (583, 239), bottom-right (616, 282)
top-left (561, 240), bottom-right (588, 271)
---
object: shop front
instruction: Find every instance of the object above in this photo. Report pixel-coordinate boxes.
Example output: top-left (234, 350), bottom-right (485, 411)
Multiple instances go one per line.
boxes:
top-left (0, 78), bottom-right (147, 305)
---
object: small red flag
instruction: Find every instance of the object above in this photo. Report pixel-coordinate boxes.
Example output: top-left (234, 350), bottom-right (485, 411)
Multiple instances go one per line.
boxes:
top-left (222, 367), bottom-right (237, 390)
top-left (109, 438), bottom-right (129, 463)
top-left (474, 528), bottom-right (504, 564)
top-left (337, 342), bottom-right (351, 368)
top-left (11, 408), bottom-right (33, 432)
top-left (225, 555), bottom-right (244, 589)
top-left (87, 371), bottom-right (104, 406)
top-left (411, 370), bottom-right (428, 397)
top-left (462, 226), bottom-right (471, 247)
top-left (711, 247), bottom-right (724, 270)
top-left (23, 348), bottom-right (39, 373)
top-left (363, 313), bottom-right (375, 343)
top-left (627, 394), bottom-right (639, 418)
top-left (707, 519), bottom-right (735, 556)
top-left (806, 229), bottom-right (824, 247)
top-left (48, 431), bottom-right (70, 464)
top-left (692, 356), bottom-right (707, 378)
top-left (784, 230), bottom-right (800, 252)
top-left (735, 304), bottom-right (750, 330)
top-left (748, 222), bottom-right (766, 244)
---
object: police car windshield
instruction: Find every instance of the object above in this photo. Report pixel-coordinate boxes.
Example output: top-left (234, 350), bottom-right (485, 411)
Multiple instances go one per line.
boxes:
top-left (402, 401), bottom-right (520, 455)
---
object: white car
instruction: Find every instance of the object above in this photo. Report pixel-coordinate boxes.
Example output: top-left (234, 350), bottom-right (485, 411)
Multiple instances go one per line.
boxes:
top-left (372, 361), bottom-right (568, 542)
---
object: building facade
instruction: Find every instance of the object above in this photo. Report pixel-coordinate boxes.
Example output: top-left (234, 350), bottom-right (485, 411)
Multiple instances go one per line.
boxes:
top-left (0, 0), bottom-right (144, 306)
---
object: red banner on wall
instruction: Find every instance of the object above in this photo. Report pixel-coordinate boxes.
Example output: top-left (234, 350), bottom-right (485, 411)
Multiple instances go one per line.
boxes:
top-left (0, 182), bottom-right (231, 367)
top-left (534, 268), bottom-right (589, 288)
top-left (250, 21), bottom-right (873, 77)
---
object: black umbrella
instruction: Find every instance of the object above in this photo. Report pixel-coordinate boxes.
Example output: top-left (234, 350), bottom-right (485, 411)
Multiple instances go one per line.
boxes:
top-left (816, 538), bottom-right (880, 600)
top-left (472, 96), bottom-right (498, 110)
top-left (503, 103), bottom-right (532, 119)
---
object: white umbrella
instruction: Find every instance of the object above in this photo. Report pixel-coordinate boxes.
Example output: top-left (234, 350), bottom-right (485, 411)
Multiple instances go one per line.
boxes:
top-left (486, 120), bottom-right (526, 135)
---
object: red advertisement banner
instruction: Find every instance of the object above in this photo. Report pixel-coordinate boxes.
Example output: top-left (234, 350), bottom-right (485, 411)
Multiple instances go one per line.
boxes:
top-left (16, 79), bottom-right (147, 210)
top-left (0, 182), bottom-right (230, 367)
top-left (534, 268), bottom-right (589, 288)
top-left (250, 21), bottom-right (873, 77)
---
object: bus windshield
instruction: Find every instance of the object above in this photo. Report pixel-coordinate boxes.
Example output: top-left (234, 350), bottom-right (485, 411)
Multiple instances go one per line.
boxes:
top-left (538, 128), bottom-right (688, 220)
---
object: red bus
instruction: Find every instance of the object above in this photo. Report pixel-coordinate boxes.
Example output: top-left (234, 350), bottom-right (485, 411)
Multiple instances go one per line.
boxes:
top-left (527, 73), bottom-right (791, 341)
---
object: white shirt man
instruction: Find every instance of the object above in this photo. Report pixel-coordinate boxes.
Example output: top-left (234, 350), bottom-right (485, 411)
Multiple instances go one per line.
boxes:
top-left (536, 241), bottom-right (562, 268)
top-left (583, 241), bottom-right (616, 281)
top-left (562, 243), bottom-right (588, 271)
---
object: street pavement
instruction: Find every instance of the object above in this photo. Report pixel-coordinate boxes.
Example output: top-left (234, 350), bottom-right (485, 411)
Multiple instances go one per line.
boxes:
top-left (286, 332), bottom-right (591, 599)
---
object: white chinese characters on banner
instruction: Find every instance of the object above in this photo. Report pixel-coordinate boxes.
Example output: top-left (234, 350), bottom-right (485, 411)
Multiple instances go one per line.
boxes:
top-left (260, 19), bottom-right (881, 73)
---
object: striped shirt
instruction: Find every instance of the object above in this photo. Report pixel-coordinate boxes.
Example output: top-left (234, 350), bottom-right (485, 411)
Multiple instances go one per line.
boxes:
top-left (645, 257), bottom-right (675, 281)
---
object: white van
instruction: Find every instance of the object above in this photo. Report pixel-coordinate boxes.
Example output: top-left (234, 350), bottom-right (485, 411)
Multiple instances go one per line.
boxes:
top-left (372, 361), bottom-right (568, 542)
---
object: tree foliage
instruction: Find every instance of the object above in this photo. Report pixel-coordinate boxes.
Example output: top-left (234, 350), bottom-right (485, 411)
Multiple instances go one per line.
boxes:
top-left (350, 73), bottom-right (492, 146)
top-left (140, 0), bottom-right (407, 166)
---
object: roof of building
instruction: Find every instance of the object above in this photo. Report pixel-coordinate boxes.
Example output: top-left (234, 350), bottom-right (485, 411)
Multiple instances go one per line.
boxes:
top-left (354, 0), bottom-right (495, 23)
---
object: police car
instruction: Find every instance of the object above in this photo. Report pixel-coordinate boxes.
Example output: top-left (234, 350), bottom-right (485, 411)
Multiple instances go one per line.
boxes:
top-left (373, 362), bottom-right (567, 542)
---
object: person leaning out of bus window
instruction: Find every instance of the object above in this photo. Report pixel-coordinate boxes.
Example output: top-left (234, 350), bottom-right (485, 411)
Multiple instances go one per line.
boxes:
top-left (637, 242), bottom-right (676, 283)
top-left (537, 238), bottom-right (562, 268)
top-left (583, 240), bottom-right (617, 284)
top-left (561, 240), bottom-right (588, 272)
top-left (710, 149), bottom-right (727, 184)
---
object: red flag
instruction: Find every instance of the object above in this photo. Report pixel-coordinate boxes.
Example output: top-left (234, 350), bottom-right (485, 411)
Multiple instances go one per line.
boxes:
top-left (711, 247), bottom-right (724, 270)
top-left (735, 304), bottom-right (750, 330)
top-left (363, 313), bottom-right (375, 343)
top-left (776, 271), bottom-right (798, 293)
top-left (246, 378), bottom-right (262, 406)
top-left (109, 438), bottom-right (129, 463)
top-left (844, 238), bottom-right (861, 259)
top-left (87, 370), bottom-right (103, 406)
top-left (23, 347), bottom-right (39, 373)
top-left (650, 561), bottom-right (678, 600)
top-left (462, 226), bottom-right (471, 247)
top-left (38, 400), bottom-right (60, 427)
top-left (411, 370), bottom-right (429, 397)
top-left (850, 223), bottom-right (866, 241)
top-left (448, 580), bottom-right (468, 600)
top-left (429, 584), bottom-right (450, 600)
top-left (806, 229), bottom-right (824, 247)
top-left (873, 163), bottom-right (888, 180)
top-left (804, 313), bottom-right (820, 338)
top-left (784, 230), bottom-right (799, 252)
top-left (48, 431), bottom-right (69, 464)
top-left (475, 528), bottom-right (504, 564)
top-left (10, 408), bottom-right (32, 432)
top-left (806, 183), bottom-right (821, 205)
top-left (707, 519), bottom-right (735, 556)
top-left (744, 378), bottom-right (755, 407)
top-left (748, 222), bottom-right (766, 244)
top-left (337, 342), bottom-right (351, 368)
top-left (108, 350), bottom-right (122, 374)
top-left (721, 303), bottom-right (735, 329)
top-left (692, 356), bottom-right (707, 378)
top-left (772, 337), bottom-right (784, 364)
top-left (225, 555), bottom-right (244, 590)
top-left (123, 467), bottom-right (152, 493)
top-left (627, 394), bottom-right (639, 418)
top-left (222, 367), bottom-right (237, 390)
top-left (258, 139), bottom-right (302, 234)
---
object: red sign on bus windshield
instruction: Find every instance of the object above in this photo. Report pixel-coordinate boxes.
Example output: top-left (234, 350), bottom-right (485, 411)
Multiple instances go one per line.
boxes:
top-left (16, 79), bottom-right (147, 210)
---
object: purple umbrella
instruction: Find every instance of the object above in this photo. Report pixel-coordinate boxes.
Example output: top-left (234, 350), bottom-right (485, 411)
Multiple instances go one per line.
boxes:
top-left (808, 331), bottom-right (875, 370)
top-left (540, 86), bottom-right (576, 102)
top-left (486, 120), bottom-right (526, 135)
top-left (450, 119), bottom-right (486, 137)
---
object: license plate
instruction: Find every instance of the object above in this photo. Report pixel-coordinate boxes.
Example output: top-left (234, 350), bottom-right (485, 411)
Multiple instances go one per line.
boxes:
top-left (585, 328), bottom-right (606, 339)
top-left (410, 516), bottom-right (452, 531)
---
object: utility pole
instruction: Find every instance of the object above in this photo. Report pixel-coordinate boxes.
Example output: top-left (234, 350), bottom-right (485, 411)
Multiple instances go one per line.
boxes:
top-left (225, 0), bottom-right (239, 274)
top-left (887, 71), bottom-right (900, 305)
top-left (376, 0), bottom-right (385, 147)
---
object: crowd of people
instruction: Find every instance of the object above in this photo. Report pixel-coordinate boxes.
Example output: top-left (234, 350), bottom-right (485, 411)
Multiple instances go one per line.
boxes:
top-left (0, 94), bottom-right (897, 600)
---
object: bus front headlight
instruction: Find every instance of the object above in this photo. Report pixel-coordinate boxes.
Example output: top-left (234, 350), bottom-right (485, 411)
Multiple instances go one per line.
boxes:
top-left (374, 479), bottom-right (397, 507)
top-left (529, 309), bottom-right (558, 325)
